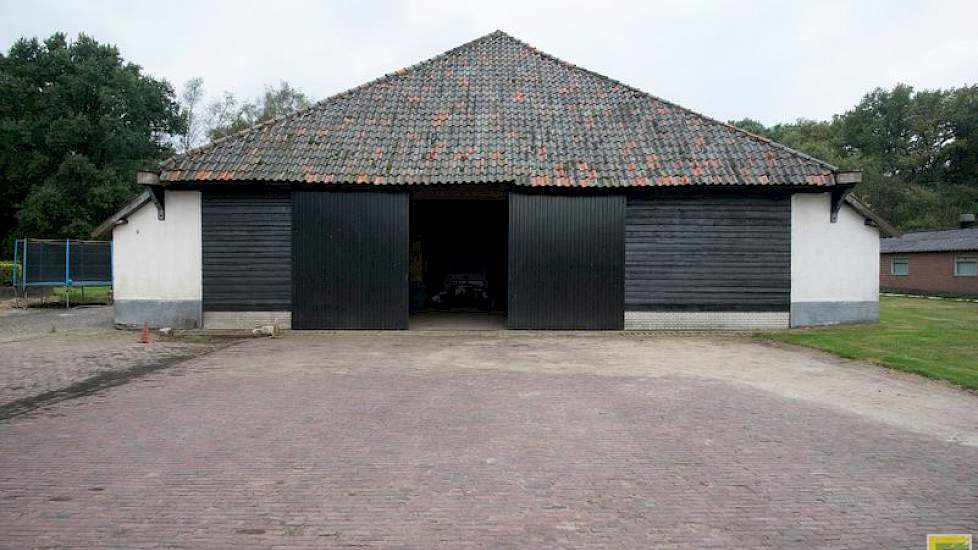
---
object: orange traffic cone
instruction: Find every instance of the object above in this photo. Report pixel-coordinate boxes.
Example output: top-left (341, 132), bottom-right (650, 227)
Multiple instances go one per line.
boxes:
top-left (141, 321), bottom-right (152, 344)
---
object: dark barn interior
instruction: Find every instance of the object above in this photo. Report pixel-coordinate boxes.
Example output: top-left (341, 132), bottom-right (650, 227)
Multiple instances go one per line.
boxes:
top-left (409, 198), bottom-right (507, 328)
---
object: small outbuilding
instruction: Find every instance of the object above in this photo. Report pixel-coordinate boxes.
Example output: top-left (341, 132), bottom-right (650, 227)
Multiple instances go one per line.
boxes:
top-left (880, 215), bottom-right (978, 297)
top-left (95, 31), bottom-right (896, 330)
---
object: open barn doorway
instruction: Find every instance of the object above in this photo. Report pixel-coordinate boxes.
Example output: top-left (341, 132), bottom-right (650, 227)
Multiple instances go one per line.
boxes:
top-left (408, 192), bottom-right (507, 330)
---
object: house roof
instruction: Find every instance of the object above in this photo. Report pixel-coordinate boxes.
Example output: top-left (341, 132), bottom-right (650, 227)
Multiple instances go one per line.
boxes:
top-left (881, 227), bottom-right (978, 254)
top-left (160, 31), bottom-right (846, 188)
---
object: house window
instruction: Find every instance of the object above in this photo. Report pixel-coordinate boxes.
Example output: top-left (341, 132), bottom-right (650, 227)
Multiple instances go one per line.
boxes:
top-left (891, 257), bottom-right (910, 276)
top-left (954, 256), bottom-right (977, 277)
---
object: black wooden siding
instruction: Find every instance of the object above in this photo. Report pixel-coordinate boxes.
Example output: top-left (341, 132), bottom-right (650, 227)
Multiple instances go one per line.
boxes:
top-left (292, 190), bottom-right (409, 329)
top-left (201, 190), bottom-right (292, 311)
top-left (625, 194), bottom-right (790, 311)
top-left (508, 192), bottom-right (625, 329)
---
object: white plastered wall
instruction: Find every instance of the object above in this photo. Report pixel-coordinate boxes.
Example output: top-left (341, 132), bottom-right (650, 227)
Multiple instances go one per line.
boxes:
top-left (112, 190), bottom-right (202, 325)
top-left (790, 193), bottom-right (880, 325)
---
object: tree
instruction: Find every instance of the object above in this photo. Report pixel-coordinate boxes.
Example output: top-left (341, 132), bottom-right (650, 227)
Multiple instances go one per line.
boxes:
top-left (727, 118), bottom-right (767, 136)
top-left (204, 91), bottom-right (240, 140)
top-left (841, 85), bottom-right (978, 229)
top-left (938, 85), bottom-right (978, 185)
top-left (176, 77), bottom-right (206, 153)
top-left (207, 81), bottom-right (311, 140)
top-left (768, 118), bottom-right (852, 169)
top-left (730, 84), bottom-right (978, 231)
top-left (0, 33), bottom-right (184, 251)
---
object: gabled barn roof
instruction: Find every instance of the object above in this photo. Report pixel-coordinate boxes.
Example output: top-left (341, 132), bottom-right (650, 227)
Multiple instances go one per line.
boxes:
top-left (160, 31), bottom-right (847, 188)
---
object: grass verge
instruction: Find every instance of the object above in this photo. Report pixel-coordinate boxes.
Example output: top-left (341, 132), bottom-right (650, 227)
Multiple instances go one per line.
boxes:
top-left (760, 296), bottom-right (978, 391)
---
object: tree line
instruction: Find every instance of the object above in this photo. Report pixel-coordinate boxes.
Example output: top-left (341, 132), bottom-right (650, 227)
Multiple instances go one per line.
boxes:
top-left (1, 32), bottom-right (976, 257)
top-left (730, 84), bottom-right (978, 230)
top-left (0, 33), bottom-right (311, 256)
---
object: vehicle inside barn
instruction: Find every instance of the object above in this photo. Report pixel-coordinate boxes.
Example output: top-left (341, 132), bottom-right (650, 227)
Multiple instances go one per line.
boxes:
top-left (408, 190), bottom-right (508, 328)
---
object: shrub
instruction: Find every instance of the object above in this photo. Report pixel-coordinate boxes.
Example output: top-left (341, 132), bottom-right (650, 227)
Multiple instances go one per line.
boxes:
top-left (0, 261), bottom-right (22, 286)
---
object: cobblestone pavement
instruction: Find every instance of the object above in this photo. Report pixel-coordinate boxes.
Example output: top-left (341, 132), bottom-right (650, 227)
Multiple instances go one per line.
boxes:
top-left (0, 306), bottom-right (232, 416)
top-left (0, 331), bottom-right (976, 549)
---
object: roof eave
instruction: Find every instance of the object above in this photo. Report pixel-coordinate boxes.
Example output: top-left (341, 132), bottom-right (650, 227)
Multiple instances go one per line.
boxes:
top-left (91, 190), bottom-right (152, 237)
top-left (834, 170), bottom-right (861, 185)
top-left (844, 193), bottom-right (900, 238)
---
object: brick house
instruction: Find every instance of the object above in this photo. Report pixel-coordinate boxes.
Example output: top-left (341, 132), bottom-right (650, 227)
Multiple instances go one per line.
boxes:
top-left (880, 215), bottom-right (978, 297)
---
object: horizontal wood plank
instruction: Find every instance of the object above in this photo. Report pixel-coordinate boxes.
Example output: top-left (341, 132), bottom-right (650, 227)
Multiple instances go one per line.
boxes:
top-left (625, 195), bottom-right (790, 312)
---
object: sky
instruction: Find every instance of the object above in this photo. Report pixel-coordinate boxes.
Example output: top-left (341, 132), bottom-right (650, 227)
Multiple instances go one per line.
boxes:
top-left (1, 0), bottom-right (977, 126)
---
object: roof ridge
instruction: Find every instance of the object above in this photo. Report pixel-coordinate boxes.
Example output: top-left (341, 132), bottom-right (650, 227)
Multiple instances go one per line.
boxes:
top-left (161, 30), bottom-right (509, 168)
top-left (495, 33), bottom-right (841, 174)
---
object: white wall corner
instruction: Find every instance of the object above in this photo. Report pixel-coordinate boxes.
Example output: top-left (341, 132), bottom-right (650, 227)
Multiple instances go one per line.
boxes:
top-left (790, 192), bottom-right (880, 325)
top-left (111, 190), bottom-right (202, 302)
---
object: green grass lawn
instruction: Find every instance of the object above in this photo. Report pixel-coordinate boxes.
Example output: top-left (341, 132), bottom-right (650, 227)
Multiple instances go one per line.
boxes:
top-left (761, 296), bottom-right (978, 391)
top-left (51, 285), bottom-right (111, 303)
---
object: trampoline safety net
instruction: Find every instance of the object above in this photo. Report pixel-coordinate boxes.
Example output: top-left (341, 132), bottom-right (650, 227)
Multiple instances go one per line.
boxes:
top-left (12, 239), bottom-right (111, 287)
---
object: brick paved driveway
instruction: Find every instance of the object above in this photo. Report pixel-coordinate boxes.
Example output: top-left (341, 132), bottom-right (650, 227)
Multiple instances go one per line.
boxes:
top-left (1, 331), bottom-right (976, 549)
top-left (0, 306), bottom-right (230, 416)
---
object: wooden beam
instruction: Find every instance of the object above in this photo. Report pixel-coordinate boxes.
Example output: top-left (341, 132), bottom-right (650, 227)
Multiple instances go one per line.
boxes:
top-left (147, 185), bottom-right (165, 221)
top-left (830, 186), bottom-right (852, 223)
top-left (136, 170), bottom-right (161, 185)
top-left (834, 171), bottom-right (862, 184)
top-left (845, 194), bottom-right (901, 237)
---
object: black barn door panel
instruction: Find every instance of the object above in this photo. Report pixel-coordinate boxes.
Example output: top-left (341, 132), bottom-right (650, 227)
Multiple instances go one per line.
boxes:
top-left (508, 193), bottom-right (625, 329)
top-left (292, 191), bottom-right (409, 329)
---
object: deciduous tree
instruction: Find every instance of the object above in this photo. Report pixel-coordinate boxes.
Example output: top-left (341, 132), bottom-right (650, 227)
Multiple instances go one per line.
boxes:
top-left (0, 33), bottom-right (184, 250)
top-left (207, 81), bottom-right (311, 140)
top-left (730, 84), bottom-right (978, 230)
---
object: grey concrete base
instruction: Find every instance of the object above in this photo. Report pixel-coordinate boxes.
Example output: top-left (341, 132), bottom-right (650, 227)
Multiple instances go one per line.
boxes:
top-left (114, 299), bottom-right (201, 329)
top-left (790, 301), bottom-right (879, 327)
top-left (624, 311), bottom-right (789, 330)
top-left (203, 311), bottom-right (292, 330)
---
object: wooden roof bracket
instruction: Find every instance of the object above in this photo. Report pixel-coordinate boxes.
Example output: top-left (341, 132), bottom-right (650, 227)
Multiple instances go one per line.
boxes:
top-left (830, 186), bottom-right (852, 223)
top-left (137, 171), bottom-right (164, 221)
top-left (148, 186), bottom-right (165, 221)
top-left (830, 172), bottom-right (860, 223)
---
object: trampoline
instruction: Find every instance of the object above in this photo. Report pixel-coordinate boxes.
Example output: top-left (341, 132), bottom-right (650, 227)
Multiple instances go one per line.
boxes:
top-left (11, 239), bottom-right (112, 306)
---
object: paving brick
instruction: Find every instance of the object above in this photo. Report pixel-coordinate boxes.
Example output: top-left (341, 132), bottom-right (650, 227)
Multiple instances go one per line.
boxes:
top-left (0, 332), bottom-right (976, 548)
top-left (0, 306), bottom-right (229, 413)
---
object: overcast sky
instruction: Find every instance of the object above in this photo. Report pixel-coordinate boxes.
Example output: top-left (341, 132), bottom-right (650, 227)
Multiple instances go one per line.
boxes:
top-left (2, 0), bottom-right (976, 126)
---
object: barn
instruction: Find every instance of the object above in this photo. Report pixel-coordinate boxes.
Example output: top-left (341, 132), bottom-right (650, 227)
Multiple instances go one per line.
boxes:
top-left (95, 31), bottom-right (897, 331)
